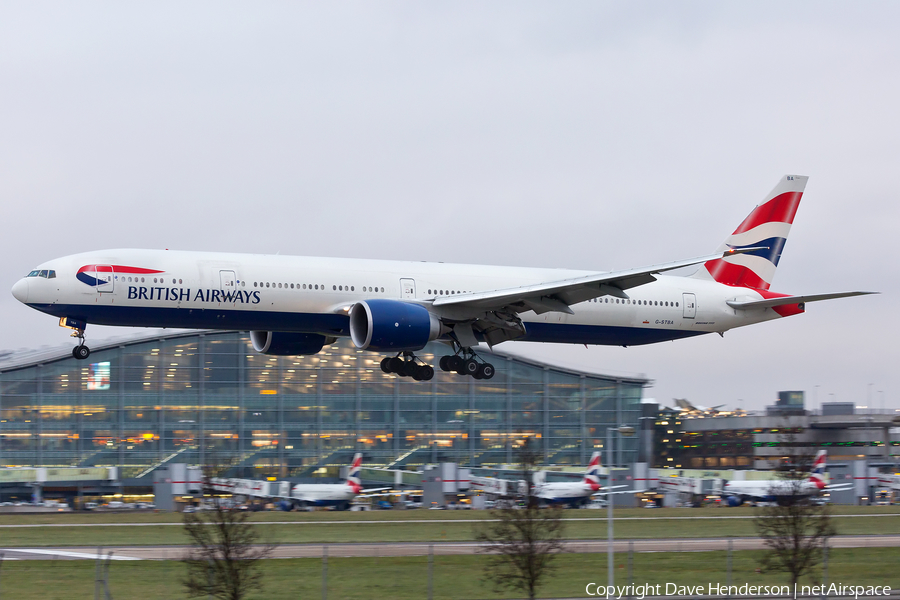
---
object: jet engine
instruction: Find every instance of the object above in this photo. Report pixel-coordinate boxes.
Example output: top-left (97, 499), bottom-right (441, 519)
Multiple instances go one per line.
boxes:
top-left (250, 331), bottom-right (334, 356)
top-left (349, 299), bottom-right (445, 351)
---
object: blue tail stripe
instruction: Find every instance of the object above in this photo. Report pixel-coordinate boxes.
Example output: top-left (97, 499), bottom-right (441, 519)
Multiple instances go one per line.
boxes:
top-left (731, 237), bottom-right (787, 266)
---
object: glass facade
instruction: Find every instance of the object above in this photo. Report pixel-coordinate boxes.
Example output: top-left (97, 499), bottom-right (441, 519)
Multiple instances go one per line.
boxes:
top-left (0, 332), bottom-right (646, 478)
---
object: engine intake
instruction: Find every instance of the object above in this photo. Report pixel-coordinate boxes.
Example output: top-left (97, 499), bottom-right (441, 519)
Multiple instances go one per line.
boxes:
top-left (349, 300), bottom-right (444, 351)
top-left (250, 331), bottom-right (333, 356)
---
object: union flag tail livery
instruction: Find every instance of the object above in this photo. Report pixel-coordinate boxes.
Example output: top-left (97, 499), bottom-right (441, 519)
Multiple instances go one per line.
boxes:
top-left (346, 452), bottom-right (363, 494)
top-left (583, 451), bottom-right (602, 492)
top-left (695, 175), bottom-right (807, 290)
top-left (809, 450), bottom-right (827, 490)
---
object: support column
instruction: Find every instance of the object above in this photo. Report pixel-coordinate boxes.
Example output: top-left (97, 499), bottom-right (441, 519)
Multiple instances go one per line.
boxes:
top-left (199, 334), bottom-right (206, 468)
top-left (278, 355), bottom-right (285, 478)
top-left (543, 368), bottom-right (550, 461)
top-left (615, 379), bottom-right (623, 467)
top-left (118, 346), bottom-right (125, 470)
top-left (238, 334), bottom-right (245, 473)
top-left (37, 364), bottom-right (43, 466)
top-left (506, 357), bottom-right (513, 465)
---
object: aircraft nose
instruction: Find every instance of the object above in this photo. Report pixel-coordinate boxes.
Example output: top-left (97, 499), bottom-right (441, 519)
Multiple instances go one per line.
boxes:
top-left (11, 278), bottom-right (29, 303)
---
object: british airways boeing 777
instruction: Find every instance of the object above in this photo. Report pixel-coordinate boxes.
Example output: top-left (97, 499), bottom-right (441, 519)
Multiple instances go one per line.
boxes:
top-left (11, 176), bottom-right (873, 381)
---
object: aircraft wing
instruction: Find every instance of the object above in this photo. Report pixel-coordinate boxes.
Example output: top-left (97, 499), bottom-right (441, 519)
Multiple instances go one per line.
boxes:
top-left (359, 487), bottom-right (391, 495)
top-left (825, 483), bottom-right (854, 491)
top-left (727, 291), bottom-right (877, 310)
top-left (433, 248), bottom-right (765, 316)
top-left (592, 487), bottom-right (646, 497)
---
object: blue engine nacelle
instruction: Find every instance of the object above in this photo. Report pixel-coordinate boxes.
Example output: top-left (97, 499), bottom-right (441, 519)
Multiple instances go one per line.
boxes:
top-left (250, 331), bottom-right (334, 356)
top-left (349, 299), bottom-right (445, 351)
top-left (726, 495), bottom-right (744, 507)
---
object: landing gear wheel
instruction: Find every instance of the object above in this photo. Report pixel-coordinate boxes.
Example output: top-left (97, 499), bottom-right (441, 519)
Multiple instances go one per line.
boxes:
top-left (418, 365), bottom-right (434, 381)
top-left (73, 345), bottom-right (90, 360)
top-left (389, 357), bottom-right (404, 373)
top-left (401, 360), bottom-right (419, 377)
top-left (439, 356), bottom-right (452, 372)
top-left (462, 358), bottom-right (479, 376)
top-left (479, 363), bottom-right (495, 380)
top-left (380, 357), bottom-right (393, 374)
top-left (476, 362), bottom-right (495, 380)
top-left (448, 355), bottom-right (462, 372)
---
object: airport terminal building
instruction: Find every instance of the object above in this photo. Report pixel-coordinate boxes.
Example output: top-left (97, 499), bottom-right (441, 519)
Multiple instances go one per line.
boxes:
top-left (0, 331), bottom-right (647, 479)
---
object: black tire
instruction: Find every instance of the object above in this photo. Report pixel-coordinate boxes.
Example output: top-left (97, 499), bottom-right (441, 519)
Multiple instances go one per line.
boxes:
top-left (380, 357), bottom-right (393, 374)
top-left (439, 356), bottom-right (451, 372)
top-left (73, 345), bottom-right (90, 360)
top-left (419, 365), bottom-right (434, 381)
top-left (447, 355), bottom-right (462, 371)
top-left (388, 357), bottom-right (404, 373)
top-left (463, 358), bottom-right (479, 376)
top-left (401, 361), bottom-right (418, 377)
top-left (480, 363), bottom-right (495, 379)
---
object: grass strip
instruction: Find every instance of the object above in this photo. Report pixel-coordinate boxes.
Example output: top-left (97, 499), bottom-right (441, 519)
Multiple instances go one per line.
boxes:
top-left (0, 548), bottom-right (897, 599)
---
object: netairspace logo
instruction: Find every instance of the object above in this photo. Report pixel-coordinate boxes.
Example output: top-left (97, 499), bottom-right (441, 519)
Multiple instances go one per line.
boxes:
top-left (584, 582), bottom-right (893, 599)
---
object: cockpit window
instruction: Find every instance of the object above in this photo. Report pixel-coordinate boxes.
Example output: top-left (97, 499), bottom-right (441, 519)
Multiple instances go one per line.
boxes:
top-left (47, 270), bottom-right (56, 279)
top-left (27, 270), bottom-right (40, 277)
top-left (26, 270), bottom-right (56, 279)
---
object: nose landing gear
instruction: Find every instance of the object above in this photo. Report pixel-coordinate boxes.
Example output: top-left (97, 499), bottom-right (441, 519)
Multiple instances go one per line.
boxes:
top-left (438, 347), bottom-right (495, 379)
top-left (60, 318), bottom-right (91, 360)
top-left (380, 352), bottom-right (435, 381)
top-left (72, 329), bottom-right (91, 360)
top-left (70, 328), bottom-right (90, 360)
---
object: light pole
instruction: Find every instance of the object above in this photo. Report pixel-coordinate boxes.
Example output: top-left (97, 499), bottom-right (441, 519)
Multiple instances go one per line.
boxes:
top-left (607, 424), bottom-right (635, 587)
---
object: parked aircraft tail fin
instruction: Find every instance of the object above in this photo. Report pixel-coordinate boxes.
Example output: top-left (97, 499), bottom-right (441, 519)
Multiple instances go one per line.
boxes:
top-left (346, 452), bottom-right (363, 494)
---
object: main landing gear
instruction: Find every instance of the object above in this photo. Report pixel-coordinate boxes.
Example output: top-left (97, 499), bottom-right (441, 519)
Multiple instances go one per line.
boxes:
top-left (381, 352), bottom-right (435, 381)
top-left (439, 347), bottom-right (495, 380)
top-left (71, 328), bottom-right (91, 360)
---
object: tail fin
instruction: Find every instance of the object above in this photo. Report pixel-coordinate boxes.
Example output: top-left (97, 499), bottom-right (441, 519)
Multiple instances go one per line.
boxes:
top-left (809, 450), bottom-right (827, 490)
top-left (584, 451), bottom-right (601, 491)
top-left (693, 175), bottom-right (808, 290)
top-left (346, 452), bottom-right (363, 494)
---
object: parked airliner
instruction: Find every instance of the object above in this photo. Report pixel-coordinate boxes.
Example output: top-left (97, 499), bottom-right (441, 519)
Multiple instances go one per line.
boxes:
top-left (291, 453), bottom-right (387, 510)
top-left (11, 175), bottom-right (873, 380)
top-left (533, 451), bottom-right (629, 507)
top-left (720, 450), bottom-right (852, 506)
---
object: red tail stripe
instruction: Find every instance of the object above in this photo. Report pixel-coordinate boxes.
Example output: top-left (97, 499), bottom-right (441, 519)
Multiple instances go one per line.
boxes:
top-left (704, 260), bottom-right (770, 290)
top-left (732, 191), bottom-right (803, 235)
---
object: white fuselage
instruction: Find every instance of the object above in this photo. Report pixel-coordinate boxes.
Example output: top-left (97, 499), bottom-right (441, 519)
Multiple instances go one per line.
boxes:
top-left (12, 248), bottom-right (782, 347)
top-left (535, 482), bottom-right (596, 504)
top-left (291, 483), bottom-right (356, 506)
top-left (723, 479), bottom-right (822, 500)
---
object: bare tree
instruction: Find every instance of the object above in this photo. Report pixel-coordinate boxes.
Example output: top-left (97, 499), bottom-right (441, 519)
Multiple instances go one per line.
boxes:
top-left (475, 439), bottom-right (566, 600)
top-left (753, 434), bottom-right (836, 587)
top-left (182, 468), bottom-right (277, 600)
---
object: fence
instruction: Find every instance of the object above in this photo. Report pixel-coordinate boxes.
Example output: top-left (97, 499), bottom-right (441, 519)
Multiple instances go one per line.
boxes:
top-left (0, 541), bottom-right (896, 600)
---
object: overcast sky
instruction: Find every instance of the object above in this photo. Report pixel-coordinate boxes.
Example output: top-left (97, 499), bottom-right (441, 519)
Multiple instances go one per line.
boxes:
top-left (1, 2), bottom-right (896, 411)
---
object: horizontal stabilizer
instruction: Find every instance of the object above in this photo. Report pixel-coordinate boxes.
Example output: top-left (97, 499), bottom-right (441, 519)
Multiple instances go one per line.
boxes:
top-left (727, 291), bottom-right (877, 310)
